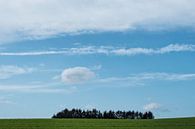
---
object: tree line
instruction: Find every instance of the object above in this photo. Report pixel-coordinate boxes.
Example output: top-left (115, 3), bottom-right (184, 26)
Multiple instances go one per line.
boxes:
top-left (52, 108), bottom-right (154, 119)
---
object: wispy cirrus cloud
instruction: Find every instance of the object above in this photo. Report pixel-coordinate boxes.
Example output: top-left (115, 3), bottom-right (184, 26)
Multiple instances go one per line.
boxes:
top-left (130, 72), bottom-right (195, 81)
top-left (0, 65), bottom-right (34, 79)
top-left (0, 84), bottom-right (77, 94)
top-left (1, 0), bottom-right (195, 43)
top-left (0, 97), bottom-right (14, 105)
top-left (99, 72), bottom-right (195, 82)
top-left (112, 44), bottom-right (195, 56)
top-left (95, 73), bottom-right (195, 87)
top-left (0, 44), bottom-right (195, 56)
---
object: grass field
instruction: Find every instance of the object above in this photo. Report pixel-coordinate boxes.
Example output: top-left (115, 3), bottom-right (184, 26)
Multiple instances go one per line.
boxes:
top-left (0, 117), bottom-right (194, 129)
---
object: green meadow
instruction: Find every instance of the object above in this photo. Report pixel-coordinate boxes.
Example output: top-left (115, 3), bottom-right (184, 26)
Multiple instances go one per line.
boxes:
top-left (0, 117), bottom-right (194, 129)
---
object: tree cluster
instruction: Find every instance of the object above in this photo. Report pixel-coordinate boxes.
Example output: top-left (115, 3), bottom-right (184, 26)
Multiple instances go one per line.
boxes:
top-left (52, 108), bottom-right (154, 119)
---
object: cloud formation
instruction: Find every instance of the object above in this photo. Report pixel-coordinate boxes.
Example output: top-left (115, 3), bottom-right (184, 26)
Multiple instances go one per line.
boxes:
top-left (61, 67), bottom-right (95, 84)
top-left (112, 44), bottom-right (195, 56)
top-left (1, 0), bottom-right (195, 42)
top-left (0, 97), bottom-right (14, 105)
top-left (0, 84), bottom-right (77, 93)
top-left (0, 65), bottom-right (33, 79)
top-left (143, 103), bottom-right (161, 111)
top-left (97, 72), bottom-right (195, 84)
top-left (131, 73), bottom-right (195, 81)
top-left (0, 44), bottom-right (195, 56)
top-left (59, 71), bottom-right (195, 87)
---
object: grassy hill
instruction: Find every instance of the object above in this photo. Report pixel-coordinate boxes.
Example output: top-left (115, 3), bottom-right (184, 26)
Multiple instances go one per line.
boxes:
top-left (0, 117), bottom-right (194, 129)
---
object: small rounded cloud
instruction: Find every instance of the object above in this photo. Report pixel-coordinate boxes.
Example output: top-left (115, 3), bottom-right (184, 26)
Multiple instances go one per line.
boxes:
top-left (143, 102), bottom-right (161, 111)
top-left (61, 67), bottom-right (95, 84)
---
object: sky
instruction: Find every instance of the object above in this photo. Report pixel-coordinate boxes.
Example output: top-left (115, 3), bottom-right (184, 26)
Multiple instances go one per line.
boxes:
top-left (0, 0), bottom-right (195, 118)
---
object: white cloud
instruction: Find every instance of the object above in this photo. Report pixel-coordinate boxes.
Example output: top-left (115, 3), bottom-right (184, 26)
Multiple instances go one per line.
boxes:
top-left (61, 67), bottom-right (95, 84)
top-left (112, 44), bottom-right (195, 56)
top-left (159, 44), bottom-right (195, 53)
top-left (143, 103), bottom-right (161, 111)
top-left (112, 48), bottom-right (154, 56)
top-left (0, 44), bottom-right (195, 56)
top-left (131, 73), bottom-right (195, 81)
top-left (0, 97), bottom-right (14, 105)
top-left (0, 65), bottom-right (34, 79)
top-left (1, 0), bottom-right (195, 42)
top-left (96, 73), bottom-right (195, 84)
top-left (0, 46), bottom-right (109, 56)
top-left (91, 65), bottom-right (102, 70)
top-left (0, 84), bottom-right (77, 94)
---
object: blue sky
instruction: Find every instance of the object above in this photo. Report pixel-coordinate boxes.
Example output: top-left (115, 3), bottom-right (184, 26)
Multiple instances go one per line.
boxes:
top-left (0, 0), bottom-right (195, 118)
